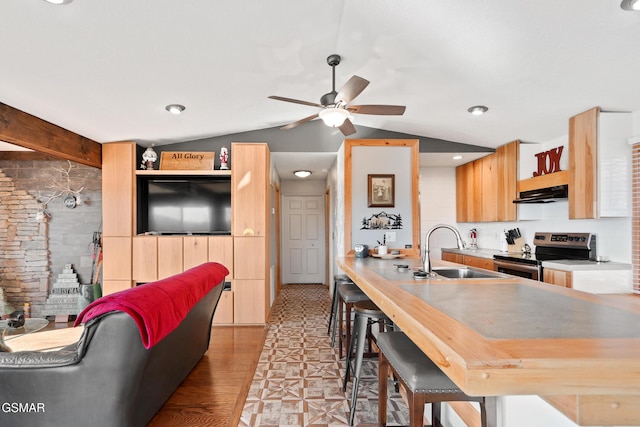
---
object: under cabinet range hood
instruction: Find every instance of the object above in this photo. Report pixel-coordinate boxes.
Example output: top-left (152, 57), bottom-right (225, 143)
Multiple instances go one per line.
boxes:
top-left (513, 184), bottom-right (568, 204)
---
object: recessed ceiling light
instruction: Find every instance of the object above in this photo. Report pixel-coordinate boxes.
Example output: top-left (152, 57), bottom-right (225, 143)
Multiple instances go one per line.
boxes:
top-left (467, 105), bottom-right (489, 115)
top-left (452, 155), bottom-right (463, 160)
top-left (165, 104), bottom-right (186, 115)
top-left (294, 170), bottom-right (312, 178)
top-left (621, 0), bottom-right (640, 10)
top-left (44, 0), bottom-right (73, 4)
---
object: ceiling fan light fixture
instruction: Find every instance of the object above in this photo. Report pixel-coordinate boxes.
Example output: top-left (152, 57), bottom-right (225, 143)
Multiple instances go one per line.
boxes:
top-left (319, 108), bottom-right (349, 127)
top-left (165, 104), bottom-right (186, 115)
top-left (467, 105), bottom-right (489, 115)
top-left (294, 170), bottom-right (312, 178)
top-left (621, 0), bottom-right (640, 10)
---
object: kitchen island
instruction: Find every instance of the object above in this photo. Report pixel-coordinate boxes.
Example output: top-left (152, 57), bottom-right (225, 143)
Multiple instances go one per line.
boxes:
top-left (337, 256), bottom-right (640, 426)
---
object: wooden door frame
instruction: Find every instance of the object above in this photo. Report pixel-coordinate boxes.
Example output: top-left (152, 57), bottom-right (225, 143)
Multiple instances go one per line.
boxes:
top-left (325, 187), bottom-right (330, 289)
top-left (275, 183), bottom-right (282, 295)
top-left (344, 139), bottom-right (421, 258)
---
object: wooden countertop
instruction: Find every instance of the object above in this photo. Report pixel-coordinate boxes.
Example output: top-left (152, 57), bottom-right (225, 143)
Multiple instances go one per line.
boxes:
top-left (337, 256), bottom-right (640, 425)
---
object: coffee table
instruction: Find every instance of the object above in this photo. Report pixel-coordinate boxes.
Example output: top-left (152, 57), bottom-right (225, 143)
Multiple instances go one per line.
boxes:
top-left (0, 318), bottom-right (49, 341)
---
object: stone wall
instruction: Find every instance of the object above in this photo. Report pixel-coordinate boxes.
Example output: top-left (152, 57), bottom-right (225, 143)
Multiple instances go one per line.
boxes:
top-left (0, 169), bottom-right (49, 313)
top-left (0, 160), bottom-right (102, 316)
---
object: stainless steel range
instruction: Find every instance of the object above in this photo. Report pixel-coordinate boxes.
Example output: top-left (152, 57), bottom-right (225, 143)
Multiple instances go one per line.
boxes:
top-left (493, 232), bottom-right (596, 281)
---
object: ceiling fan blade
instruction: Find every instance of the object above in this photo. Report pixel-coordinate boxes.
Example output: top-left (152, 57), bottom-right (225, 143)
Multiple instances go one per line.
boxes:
top-left (335, 75), bottom-right (369, 105)
top-left (281, 113), bottom-right (319, 130)
top-left (268, 96), bottom-right (324, 108)
top-left (348, 105), bottom-right (406, 115)
top-left (338, 118), bottom-right (356, 136)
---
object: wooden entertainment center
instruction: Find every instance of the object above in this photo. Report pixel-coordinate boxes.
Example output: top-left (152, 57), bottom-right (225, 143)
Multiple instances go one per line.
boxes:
top-left (101, 141), bottom-right (270, 324)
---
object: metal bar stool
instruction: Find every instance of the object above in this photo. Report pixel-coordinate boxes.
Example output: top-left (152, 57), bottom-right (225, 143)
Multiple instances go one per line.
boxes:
top-left (333, 283), bottom-right (369, 358)
top-left (327, 274), bottom-right (354, 337)
top-left (377, 331), bottom-right (497, 427)
top-left (342, 299), bottom-right (393, 426)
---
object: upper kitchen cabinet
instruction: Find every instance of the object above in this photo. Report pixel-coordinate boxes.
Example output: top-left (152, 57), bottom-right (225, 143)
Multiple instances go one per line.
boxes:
top-left (496, 140), bottom-right (518, 221)
top-left (456, 140), bottom-right (518, 222)
top-left (569, 107), bottom-right (633, 219)
top-left (456, 160), bottom-right (476, 222)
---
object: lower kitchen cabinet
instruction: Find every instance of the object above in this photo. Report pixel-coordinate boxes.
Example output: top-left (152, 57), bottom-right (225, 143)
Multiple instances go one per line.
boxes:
top-left (441, 252), bottom-right (464, 264)
top-left (462, 254), bottom-right (494, 271)
top-left (442, 252), bottom-right (494, 271)
top-left (543, 268), bottom-right (572, 287)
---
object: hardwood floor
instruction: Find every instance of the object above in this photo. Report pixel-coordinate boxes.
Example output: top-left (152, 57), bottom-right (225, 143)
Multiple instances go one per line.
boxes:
top-left (148, 325), bottom-right (267, 427)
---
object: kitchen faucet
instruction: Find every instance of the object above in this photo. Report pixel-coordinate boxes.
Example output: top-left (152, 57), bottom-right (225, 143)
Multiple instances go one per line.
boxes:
top-left (423, 224), bottom-right (466, 275)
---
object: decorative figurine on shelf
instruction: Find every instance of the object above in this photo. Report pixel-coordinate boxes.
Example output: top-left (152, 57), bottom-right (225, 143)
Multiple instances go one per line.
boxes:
top-left (219, 146), bottom-right (229, 170)
top-left (141, 145), bottom-right (158, 170)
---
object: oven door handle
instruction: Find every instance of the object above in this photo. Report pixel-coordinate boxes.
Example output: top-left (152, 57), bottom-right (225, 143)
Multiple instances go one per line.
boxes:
top-left (493, 259), bottom-right (541, 273)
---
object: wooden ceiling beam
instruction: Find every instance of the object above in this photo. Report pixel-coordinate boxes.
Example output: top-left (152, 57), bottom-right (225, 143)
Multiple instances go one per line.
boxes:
top-left (0, 102), bottom-right (102, 168)
top-left (0, 151), bottom-right (58, 161)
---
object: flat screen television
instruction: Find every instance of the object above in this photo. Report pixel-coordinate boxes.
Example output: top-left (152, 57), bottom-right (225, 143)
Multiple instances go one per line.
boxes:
top-left (137, 176), bottom-right (232, 235)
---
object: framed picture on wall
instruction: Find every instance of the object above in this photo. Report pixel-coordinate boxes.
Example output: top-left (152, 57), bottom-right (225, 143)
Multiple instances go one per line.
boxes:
top-left (367, 174), bottom-right (395, 207)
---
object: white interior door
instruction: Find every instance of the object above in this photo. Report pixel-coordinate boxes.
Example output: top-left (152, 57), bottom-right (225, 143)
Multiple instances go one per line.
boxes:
top-left (282, 195), bottom-right (326, 284)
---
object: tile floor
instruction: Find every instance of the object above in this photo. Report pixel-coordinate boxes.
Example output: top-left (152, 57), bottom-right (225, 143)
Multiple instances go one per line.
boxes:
top-left (239, 284), bottom-right (410, 427)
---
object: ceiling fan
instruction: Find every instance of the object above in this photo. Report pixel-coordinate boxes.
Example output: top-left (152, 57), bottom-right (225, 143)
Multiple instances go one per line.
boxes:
top-left (268, 54), bottom-right (406, 136)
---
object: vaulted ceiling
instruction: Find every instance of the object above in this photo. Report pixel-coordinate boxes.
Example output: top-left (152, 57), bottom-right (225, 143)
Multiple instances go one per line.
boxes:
top-left (1, 1), bottom-right (640, 166)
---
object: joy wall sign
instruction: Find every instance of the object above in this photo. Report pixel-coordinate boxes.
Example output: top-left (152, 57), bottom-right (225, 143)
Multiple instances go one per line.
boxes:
top-left (533, 146), bottom-right (564, 177)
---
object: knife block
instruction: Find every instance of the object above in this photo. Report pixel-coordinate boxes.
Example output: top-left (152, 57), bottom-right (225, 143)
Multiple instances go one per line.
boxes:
top-left (508, 237), bottom-right (525, 253)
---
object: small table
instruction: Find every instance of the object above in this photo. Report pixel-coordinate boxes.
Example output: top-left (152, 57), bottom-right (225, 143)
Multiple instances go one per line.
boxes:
top-left (0, 318), bottom-right (49, 341)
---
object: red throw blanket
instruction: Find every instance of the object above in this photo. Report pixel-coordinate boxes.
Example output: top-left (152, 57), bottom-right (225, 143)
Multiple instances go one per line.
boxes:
top-left (75, 262), bottom-right (228, 349)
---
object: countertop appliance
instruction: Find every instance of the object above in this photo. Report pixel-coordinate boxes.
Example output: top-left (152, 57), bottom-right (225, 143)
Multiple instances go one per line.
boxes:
top-left (493, 232), bottom-right (596, 281)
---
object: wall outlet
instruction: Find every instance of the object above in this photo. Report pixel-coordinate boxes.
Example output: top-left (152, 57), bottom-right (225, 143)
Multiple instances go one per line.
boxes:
top-left (385, 231), bottom-right (397, 243)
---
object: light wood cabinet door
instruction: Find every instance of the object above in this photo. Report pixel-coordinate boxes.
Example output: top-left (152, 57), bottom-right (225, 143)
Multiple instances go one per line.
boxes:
top-left (183, 236), bottom-right (209, 270)
top-left (463, 255), bottom-right (494, 271)
top-left (233, 280), bottom-right (267, 324)
top-left (442, 252), bottom-right (464, 264)
top-left (456, 141), bottom-right (518, 223)
top-left (497, 140), bottom-right (518, 221)
top-left (132, 236), bottom-right (158, 283)
top-left (480, 154), bottom-right (498, 222)
top-left (472, 158), bottom-right (484, 220)
top-left (157, 236), bottom-right (184, 279)
top-left (543, 268), bottom-right (572, 287)
top-left (208, 236), bottom-right (234, 278)
top-left (232, 143), bottom-right (269, 237)
top-left (102, 280), bottom-right (134, 296)
top-left (234, 237), bottom-right (266, 280)
top-left (456, 161), bottom-right (476, 222)
top-left (102, 236), bottom-right (132, 281)
top-left (102, 142), bottom-right (135, 237)
top-left (569, 107), bottom-right (598, 219)
top-left (212, 290), bottom-right (234, 324)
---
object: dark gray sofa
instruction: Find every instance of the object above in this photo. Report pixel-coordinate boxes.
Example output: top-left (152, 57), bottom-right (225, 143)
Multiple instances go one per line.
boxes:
top-left (0, 262), bottom-right (227, 427)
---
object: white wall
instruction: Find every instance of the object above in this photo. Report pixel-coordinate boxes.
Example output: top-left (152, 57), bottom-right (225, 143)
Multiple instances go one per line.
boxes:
top-left (280, 178), bottom-right (326, 195)
top-left (351, 145), bottom-right (414, 250)
top-left (419, 167), bottom-right (459, 260)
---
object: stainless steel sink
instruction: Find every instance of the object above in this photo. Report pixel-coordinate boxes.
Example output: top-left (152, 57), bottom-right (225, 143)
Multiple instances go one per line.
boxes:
top-left (432, 267), bottom-right (501, 279)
